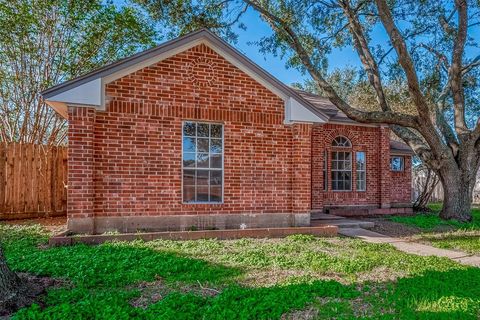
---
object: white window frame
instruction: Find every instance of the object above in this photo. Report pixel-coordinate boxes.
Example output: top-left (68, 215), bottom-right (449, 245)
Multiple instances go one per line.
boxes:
top-left (390, 156), bottom-right (404, 172)
top-left (181, 121), bottom-right (224, 203)
top-left (331, 151), bottom-right (352, 191)
top-left (356, 151), bottom-right (366, 191)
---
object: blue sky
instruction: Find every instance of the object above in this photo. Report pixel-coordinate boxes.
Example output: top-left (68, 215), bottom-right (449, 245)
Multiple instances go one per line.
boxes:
top-left (232, 8), bottom-right (362, 85)
top-left (118, 1), bottom-right (480, 87)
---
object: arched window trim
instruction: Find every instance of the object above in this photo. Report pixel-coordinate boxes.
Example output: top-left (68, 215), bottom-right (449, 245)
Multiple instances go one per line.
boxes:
top-left (331, 136), bottom-right (352, 148)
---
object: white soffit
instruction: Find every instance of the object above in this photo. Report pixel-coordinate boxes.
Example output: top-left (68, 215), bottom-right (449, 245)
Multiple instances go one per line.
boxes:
top-left (286, 97), bottom-right (325, 123)
top-left (46, 78), bottom-right (102, 107)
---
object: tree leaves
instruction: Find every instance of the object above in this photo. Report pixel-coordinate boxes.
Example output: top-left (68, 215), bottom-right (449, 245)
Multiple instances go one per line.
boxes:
top-left (0, 0), bottom-right (157, 145)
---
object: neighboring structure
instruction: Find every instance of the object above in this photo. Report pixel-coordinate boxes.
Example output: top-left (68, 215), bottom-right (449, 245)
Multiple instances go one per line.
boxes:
top-left (42, 29), bottom-right (413, 234)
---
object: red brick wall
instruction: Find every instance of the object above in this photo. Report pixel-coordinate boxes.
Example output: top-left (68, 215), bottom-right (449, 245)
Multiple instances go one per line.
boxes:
top-left (311, 123), bottom-right (398, 210)
top-left (67, 107), bottom-right (96, 233)
top-left (67, 43), bottom-right (413, 223)
top-left (390, 155), bottom-right (412, 203)
top-left (69, 44), bottom-right (313, 218)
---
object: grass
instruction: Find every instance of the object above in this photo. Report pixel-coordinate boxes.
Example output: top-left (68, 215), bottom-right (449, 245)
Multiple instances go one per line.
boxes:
top-left (389, 203), bottom-right (480, 254)
top-left (390, 203), bottom-right (480, 230)
top-left (1, 223), bottom-right (480, 319)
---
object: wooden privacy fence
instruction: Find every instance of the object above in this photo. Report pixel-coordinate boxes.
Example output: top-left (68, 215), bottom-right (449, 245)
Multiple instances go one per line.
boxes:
top-left (0, 143), bottom-right (67, 220)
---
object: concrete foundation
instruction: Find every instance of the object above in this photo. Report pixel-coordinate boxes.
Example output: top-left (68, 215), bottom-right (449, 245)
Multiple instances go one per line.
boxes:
top-left (68, 212), bottom-right (311, 235)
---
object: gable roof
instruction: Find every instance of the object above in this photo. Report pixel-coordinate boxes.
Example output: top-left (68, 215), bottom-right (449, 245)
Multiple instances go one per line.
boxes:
top-left (294, 89), bottom-right (356, 124)
top-left (41, 28), bottom-right (329, 123)
top-left (390, 140), bottom-right (414, 155)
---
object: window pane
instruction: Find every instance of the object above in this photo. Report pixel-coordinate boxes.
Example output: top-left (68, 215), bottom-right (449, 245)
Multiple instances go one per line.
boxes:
top-left (197, 153), bottom-right (209, 168)
top-left (210, 171), bottom-right (222, 185)
top-left (344, 180), bottom-right (351, 191)
top-left (197, 123), bottom-right (209, 137)
top-left (197, 138), bottom-right (209, 152)
top-left (210, 154), bottom-right (222, 168)
top-left (196, 186), bottom-right (209, 202)
top-left (210, 186), bottom-right (222, 202)
top-left (182, 122), bottom-right (223, 203)
top-left (183, 122), bottom-right (196, 136)
top-left (356, 152), bottom-right (366, 191)
top-left (197, 170), bottom-right (209, 185)
top-left (323, 151), bottom-right (328, 191)
top-left (344, 159), bottom-right (352, 170)
top-left (183, 170), bottom-right (195, 185)
top-left (332, 161), bottom-right (338, 170)
top-left (391, 157), bottom-right (404, 171)
top-left (183, 185), bottom-right (195, 202)
top-left (183, 137), bottom-right (196, 152)
top-left (331, 152), bottom-right (352, 191)
top-left (183, 153), bottom-right (196, 168)
top-left (211, 125), bottom-right (222, 138)
top-left (332, 136), bottom-right (351, 147)
top-left (210, 139), bottom-right (222, 153)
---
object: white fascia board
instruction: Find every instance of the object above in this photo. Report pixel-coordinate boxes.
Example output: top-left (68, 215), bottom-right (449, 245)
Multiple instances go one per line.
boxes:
top-left (46, 78), bottom-right (102, 107)
top-left (286, 97), bottom-right (326, 124)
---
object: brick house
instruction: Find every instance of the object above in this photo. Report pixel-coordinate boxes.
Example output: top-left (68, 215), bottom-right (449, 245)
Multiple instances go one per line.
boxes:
top-left (42, 29), bottom-right (413, 234)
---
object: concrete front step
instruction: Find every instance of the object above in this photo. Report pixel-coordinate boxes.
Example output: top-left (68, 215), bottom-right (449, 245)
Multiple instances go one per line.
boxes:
top-left (311, 219), bottom-right (374, 229)
top-left (310, 213), bottom-right (346, 220)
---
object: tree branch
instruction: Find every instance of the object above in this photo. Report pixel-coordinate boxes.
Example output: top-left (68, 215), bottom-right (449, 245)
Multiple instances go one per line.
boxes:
top-left (243, 0), bottom-right (419, 128)
top-left (374, 0), bottom-right (430, 118)
top-left (339, 0), bottom-right (390, 112)
top-left (450, 0), bottom-right (469, 136)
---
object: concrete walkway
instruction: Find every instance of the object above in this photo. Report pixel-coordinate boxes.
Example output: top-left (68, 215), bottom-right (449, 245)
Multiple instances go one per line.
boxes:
top-left (339, 228), bottom-right (480, 267)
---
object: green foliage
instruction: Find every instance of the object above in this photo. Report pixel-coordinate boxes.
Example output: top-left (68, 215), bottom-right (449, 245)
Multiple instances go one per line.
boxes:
top-left (389, 204), bottom-right (480, 254)
top-left (0, 0), bottom-right (157, 144)
top-left (390, 204), bottom-right (480, 230)
top-left (2, 223), bottom-right (480, 319)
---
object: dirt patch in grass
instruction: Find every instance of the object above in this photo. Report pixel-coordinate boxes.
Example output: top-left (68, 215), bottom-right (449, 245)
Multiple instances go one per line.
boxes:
top-left (241, 269), bottom-right (347, 287)
top-left (281, 306), bottom-right (318, 320)
top-left (0, 273), bottom-right (66, 318)
top-left (356, 266), bottom-right (407, 283)
top-left (3, 217), bottom-right (66, 235)
top-left (129, 279), bottom-right (221, 309)
top-left (366, 218), bottom-right (453, 238)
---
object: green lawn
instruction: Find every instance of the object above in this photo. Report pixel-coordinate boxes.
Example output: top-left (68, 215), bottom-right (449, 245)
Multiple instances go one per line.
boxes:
top-left (2, 223), bottom-right (480, 319)
top-left (389, 204), bottom-right (480, 254)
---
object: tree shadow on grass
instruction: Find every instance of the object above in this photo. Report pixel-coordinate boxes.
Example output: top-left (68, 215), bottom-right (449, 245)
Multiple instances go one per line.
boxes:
top-left (9, 240), bottom-right (360, 319)
top-left (7, 241), bottom-right (241, 288)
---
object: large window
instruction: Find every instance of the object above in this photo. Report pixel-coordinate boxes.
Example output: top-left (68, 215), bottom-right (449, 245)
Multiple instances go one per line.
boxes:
top-left (331, 136), bottom-right (352, 191)
top-left (331, 151), bottom-right (352, 191)
top-left (356, 152), bottom-right (366, 191)
top-left (390, 156), bottom-right (404, 171)
top-left (182, 122), bottom-right (223, 203)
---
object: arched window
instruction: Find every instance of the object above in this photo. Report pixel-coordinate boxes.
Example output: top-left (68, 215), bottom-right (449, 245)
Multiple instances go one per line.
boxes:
top-left (331, 136), bottom-right (352, 191)
top-left (332, 136), bottom-right (351, 147)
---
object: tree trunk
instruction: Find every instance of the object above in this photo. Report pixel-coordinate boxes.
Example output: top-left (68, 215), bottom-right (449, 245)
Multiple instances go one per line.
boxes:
top-left (438, 167), bottom-right (476, 222)
top-left (0, 244), bottom-right (34, 316)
